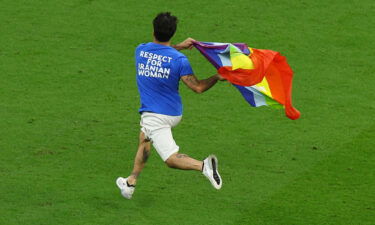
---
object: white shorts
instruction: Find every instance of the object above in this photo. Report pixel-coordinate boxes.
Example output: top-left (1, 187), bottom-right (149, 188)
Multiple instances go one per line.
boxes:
top-left (140, 112), bottom-right (182, 161)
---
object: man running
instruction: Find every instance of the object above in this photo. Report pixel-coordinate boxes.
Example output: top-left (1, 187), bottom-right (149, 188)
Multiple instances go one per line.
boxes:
top-left (116, 12), bottom-right (223, 199)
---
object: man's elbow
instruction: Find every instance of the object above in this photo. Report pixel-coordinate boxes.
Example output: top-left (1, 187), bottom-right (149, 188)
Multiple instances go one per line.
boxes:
top-left (193, 86), bottom-right (204, 94)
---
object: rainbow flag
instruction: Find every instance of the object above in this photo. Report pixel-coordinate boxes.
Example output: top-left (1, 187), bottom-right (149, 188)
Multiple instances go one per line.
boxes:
top-left (193, 41), bottom-right (300, 120)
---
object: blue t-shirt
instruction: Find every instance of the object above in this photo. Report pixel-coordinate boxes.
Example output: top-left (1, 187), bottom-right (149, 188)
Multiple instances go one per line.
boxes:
top-left (135, 42), bottom-right (194, 116)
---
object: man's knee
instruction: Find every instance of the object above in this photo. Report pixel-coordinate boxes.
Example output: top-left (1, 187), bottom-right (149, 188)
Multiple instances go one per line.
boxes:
top-left (139, 131), bottom-right (151, 143)
top-left (165, 154), bottom-right (177, 168)
top-left (165, 153), bottom-right (188, 168)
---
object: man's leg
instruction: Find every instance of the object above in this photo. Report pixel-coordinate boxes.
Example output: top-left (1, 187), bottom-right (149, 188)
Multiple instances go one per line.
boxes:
top-left (127, 131), bottom-right (151, 186)
top-left (165, 152), bottom-right (222, 189)
top-left (165, 153), bottom-right (203, 171)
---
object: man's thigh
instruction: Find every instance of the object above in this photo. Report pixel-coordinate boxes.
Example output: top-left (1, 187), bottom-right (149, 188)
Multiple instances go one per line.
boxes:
top-left (140, 113), bottom-right (181, 161)
top-left (151, 127), bottom-right (179, 161)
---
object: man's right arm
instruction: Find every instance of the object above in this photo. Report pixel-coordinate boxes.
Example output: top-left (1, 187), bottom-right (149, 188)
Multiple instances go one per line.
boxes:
top-left (172, 38), bottom-right (195, 51)
top-left (181, 74), bottom-right (225, 94)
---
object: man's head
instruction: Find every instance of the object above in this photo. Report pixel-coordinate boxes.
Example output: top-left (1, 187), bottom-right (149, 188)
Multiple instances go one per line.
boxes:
top-left (153, 12), bottom-right (178, 42)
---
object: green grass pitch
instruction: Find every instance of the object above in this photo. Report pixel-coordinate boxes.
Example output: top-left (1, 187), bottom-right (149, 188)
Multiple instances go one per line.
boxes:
top-left (1, 0), bottom-right (374, 224)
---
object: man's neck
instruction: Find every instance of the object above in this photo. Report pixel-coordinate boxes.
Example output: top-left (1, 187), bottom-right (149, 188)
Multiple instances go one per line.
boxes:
top-left (153, 39), bottom-right (171, 46)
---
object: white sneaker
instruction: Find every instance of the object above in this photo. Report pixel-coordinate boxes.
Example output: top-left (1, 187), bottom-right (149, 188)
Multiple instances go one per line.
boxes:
top-left (116, 177), bottom-right (135, 199)
top-left (202, 155), bottom-right (222, 189)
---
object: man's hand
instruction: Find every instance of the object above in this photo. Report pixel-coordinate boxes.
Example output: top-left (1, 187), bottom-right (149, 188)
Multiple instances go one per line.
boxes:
top-left (215, 74), bottom-right (226, 81)
top-left (173, 38), bottom-right (196, 50)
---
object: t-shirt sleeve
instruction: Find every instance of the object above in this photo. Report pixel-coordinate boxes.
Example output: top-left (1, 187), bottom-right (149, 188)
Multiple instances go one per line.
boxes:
top-left (178, 57), bottom-right (194, 77)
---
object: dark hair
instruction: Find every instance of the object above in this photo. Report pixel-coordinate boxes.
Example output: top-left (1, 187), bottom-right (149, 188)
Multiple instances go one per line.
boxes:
top-left (153, 12), bottom-right (178, 42)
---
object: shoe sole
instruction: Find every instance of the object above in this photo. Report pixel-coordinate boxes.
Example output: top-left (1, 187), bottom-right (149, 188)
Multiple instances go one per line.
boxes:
top-left (208, 155), bottom-right (222, 189)
top-left (116, 177), bottom-right (125, 189)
